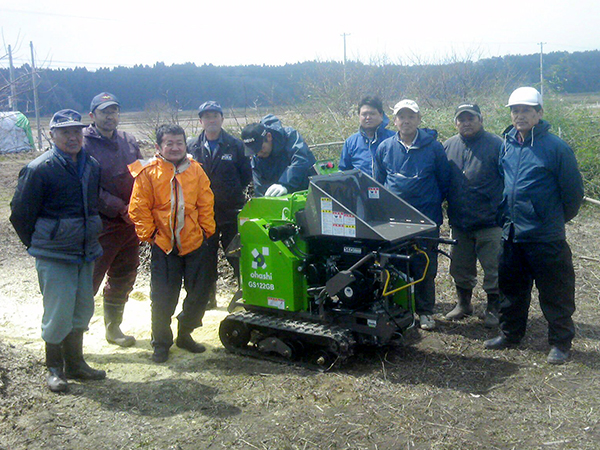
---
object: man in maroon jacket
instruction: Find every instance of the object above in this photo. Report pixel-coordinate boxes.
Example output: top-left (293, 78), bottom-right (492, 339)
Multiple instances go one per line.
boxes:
top-left (83, 92), bottom-right (142, 347)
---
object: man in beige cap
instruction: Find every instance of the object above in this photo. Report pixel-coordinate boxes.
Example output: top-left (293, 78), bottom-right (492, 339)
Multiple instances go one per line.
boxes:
top-left (373, 99), bottom-right (450, 331)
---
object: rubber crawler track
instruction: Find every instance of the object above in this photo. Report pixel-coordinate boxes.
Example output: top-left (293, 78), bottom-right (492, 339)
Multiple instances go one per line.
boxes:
top-left (219, 311), bottom-right (357, 371)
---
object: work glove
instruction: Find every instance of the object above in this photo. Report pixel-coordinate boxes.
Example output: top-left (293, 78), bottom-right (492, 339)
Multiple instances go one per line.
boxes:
top-left (264, 184), bottom-right (288, 197)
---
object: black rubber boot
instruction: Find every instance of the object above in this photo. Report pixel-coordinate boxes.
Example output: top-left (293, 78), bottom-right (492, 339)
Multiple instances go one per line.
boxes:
top-left (445, 286), bottom-right (473, 320)
top-left (104, 303), bottom-right (136, 347)
top-left (45, 342), bottom-right (68, 393)
top-left (547, 346), bottom-right (570, 365)
top-left (205, 283), bottom-right (217, 310)
top-left (175, 324), bottom-right (206, 354)
top-left (484, 334), bottom-right (519, 350)
top-left (63, 330), bottom-right (106, 380)
top-left (484, 294), bottom-right (500, 328)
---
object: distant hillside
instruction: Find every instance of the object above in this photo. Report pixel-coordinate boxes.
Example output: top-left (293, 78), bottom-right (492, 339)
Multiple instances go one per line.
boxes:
top-left (2, 50), bottom-right (600, 115)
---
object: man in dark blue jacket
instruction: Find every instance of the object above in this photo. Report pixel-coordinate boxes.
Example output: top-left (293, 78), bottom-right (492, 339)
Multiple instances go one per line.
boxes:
top-left (241, 115), bottom-right (316, 197)
top-left (444, 103), bottom-right (504, 327)
top-left (339, 96), bottom-right (395, 177)
top-left (188, 101), bottom-right (252, 308)
top-left (10, 109), bottom-right (106, 393)
top-left (373, 99), bottom-right (451, 331)
top-left (484, 87), bottom-right (584, 365)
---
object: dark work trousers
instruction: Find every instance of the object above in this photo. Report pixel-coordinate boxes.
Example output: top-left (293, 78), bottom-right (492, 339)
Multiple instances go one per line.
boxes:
top-left (411, 243), bottom-right (439, 316)
top-left (498, 238), bottom-right (576, 350)
top-left (150, 244), bottom-right (210, 349)
top-left (405, 228), bottom-right (439, 316)
top-left (202, 220), bottom-right (240, 302)
top-left (450, 226), bottom-right (502, 295)
top-left (92, 219), bottom-right (140, 305)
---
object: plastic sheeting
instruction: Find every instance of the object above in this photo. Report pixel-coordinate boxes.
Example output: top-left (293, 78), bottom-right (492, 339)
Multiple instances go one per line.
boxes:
top-left (0, 111), bottom-right (35, 153)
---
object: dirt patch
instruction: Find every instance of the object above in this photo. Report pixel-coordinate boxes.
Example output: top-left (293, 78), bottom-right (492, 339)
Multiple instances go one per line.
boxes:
top-left (1, 152), bottom-right (600, 450)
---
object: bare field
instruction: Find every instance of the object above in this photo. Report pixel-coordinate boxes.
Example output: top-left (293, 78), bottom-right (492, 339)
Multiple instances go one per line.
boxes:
top-left (1, 148), bottom-right (600, 449)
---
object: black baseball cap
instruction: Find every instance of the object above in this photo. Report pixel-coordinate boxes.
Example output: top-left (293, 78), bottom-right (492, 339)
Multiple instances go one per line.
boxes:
top-left (454, 103), bottom-right (481, 120)
top-left (90, 92), bottom-right (120, 113)
top-left (49, 109), bottom-right (86, 129)
top-left (241, 123), bottom-right (267, 156)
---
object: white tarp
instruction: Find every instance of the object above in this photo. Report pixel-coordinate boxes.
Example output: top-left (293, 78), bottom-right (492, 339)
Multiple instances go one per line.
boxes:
top-left (0, 111), bottom-right (34, 153)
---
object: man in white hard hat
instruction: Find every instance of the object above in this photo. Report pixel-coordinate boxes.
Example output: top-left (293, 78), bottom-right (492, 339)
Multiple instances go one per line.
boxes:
top-left (484, 87), bottom-right (584, 364)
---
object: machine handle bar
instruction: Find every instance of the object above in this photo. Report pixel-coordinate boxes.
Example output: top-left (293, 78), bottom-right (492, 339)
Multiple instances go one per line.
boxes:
top-left (378, 252), bottom-right (412, 262)
top-left (417, 236), bottom-right (457, 246)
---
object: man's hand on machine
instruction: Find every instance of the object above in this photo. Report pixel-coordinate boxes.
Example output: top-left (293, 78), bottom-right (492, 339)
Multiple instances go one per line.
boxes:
top-left (264, 184), bottom-right (288, 197)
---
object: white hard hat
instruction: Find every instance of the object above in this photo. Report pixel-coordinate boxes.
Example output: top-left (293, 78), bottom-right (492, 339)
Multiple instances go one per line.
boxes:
top-left (506, 87), bottom-right (543, 107)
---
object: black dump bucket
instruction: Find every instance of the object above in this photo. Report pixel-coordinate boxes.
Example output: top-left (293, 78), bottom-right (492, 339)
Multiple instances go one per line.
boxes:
top-left (299, 170), bottom-right (437, 244)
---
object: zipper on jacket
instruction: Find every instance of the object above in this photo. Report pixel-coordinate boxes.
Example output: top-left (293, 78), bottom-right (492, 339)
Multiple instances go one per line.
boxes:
top-left (509, 138), bottom-right (525, 238)
top-left (170, 170), bottom-right (178, 250)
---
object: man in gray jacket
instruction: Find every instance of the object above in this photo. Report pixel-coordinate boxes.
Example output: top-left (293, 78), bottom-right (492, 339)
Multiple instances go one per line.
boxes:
top-left (444, 103), bottom-right (503, 327)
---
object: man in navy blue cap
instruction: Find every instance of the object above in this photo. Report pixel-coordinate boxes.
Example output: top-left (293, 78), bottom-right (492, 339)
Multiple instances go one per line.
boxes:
top-left (188, 101), bottom-right (251, 308)
top-left (84, 92), bottom-right (142, 347)
top-left (11, 109), bottom-right (106, 393)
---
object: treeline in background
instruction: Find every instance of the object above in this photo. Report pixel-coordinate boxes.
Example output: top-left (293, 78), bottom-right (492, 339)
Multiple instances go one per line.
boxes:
top-left (3, 50), bottom-right (600, 115)
top-left (2, 49), bottom-right (600, 197)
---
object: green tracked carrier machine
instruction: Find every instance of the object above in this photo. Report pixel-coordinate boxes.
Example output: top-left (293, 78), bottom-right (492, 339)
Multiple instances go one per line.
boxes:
top-left (220, 169), bottom-right (440, 369)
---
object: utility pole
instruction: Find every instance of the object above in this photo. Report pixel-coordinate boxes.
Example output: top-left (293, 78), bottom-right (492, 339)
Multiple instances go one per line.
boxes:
top-left (341, 33), bottom-right (350, 85)
top-left (538, 42), bottom-right (546, 99)
top-left (30, 41), bottom-right (42, 150)
top-left (8, 45), bottom-right (18, 111)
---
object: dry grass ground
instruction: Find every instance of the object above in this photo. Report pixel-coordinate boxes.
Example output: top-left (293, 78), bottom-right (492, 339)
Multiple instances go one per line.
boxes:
top-left (1, 151), bottom-right (599, 450)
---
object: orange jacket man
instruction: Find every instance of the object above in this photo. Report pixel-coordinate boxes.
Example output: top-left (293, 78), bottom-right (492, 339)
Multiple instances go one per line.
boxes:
top-left (129, 123), bottom-right (215, 363)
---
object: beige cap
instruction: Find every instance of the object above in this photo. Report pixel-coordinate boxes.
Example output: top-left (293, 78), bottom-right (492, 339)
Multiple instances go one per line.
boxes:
top-left (393, 99), bottom-right (420, 115)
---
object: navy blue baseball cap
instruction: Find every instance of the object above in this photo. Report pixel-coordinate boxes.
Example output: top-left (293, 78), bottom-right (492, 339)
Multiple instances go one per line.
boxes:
top-left (49, 109), bottom-right (86, 129)
top-left (90, 92), bottom-right (120, 113)
top-left (198, 101), bottom-right (223, 117)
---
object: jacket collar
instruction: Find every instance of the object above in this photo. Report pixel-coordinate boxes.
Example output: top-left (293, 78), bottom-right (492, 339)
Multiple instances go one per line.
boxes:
top-left (504, 120), bottom-right (551, 146)
top-left (85, 124), bottom-right (118, 142)
top-left (395, 128), bottom-right (437, 149)
top-left (157, 153), bottom-right (192, 173)
top-left (359, 113), bottom-right (390, 142)
top-left (460, 127), bottom-right (485, 144)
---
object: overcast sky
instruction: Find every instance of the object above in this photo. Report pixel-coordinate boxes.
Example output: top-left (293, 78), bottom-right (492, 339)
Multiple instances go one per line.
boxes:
top-left (1, 0), bottom-right (599, 70)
